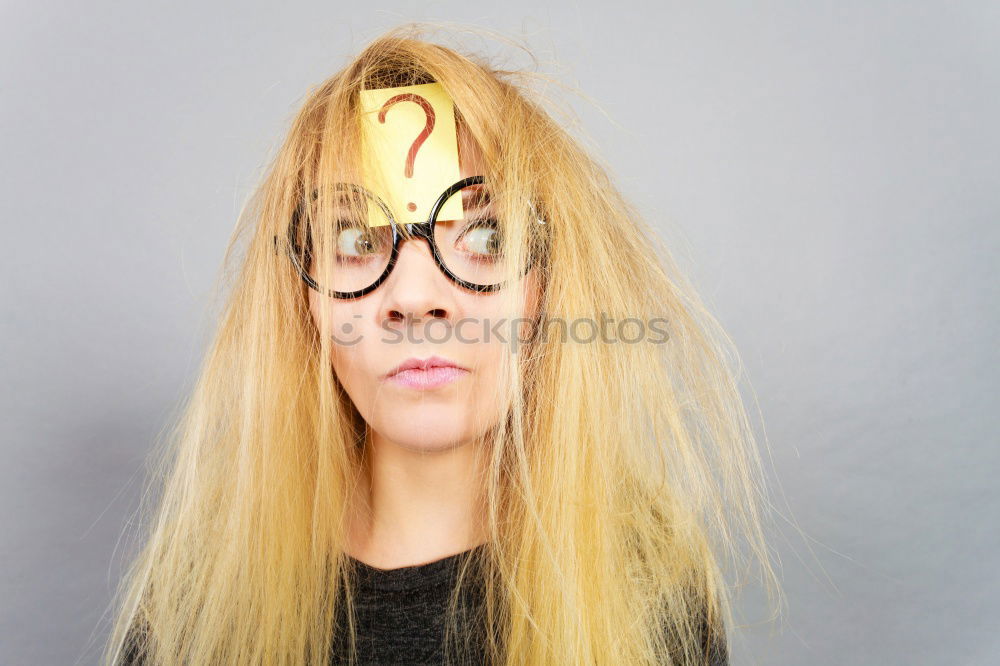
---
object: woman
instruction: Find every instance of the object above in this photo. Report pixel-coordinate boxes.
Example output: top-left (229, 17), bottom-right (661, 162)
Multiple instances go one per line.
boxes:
top-left (107, 24), bottom-right (778, 665)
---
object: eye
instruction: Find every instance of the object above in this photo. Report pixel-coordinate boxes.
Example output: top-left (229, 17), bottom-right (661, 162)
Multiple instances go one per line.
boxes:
top-left (335, 222), bottom-right (386, 259)
top-left (457, 218), bottom-right (503, 259)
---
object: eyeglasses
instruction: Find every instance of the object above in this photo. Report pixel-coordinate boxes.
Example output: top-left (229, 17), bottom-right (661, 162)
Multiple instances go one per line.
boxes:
top-left (274, 176), bottom-right (547, 299)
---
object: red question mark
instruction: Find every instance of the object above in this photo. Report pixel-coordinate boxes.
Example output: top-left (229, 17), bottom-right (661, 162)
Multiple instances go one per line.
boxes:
top-left (378, 93), bottom-right (436, 212)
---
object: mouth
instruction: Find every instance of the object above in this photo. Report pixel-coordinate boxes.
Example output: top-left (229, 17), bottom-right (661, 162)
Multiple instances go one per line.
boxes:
top-left (382, 355), bottom-right (470, 390)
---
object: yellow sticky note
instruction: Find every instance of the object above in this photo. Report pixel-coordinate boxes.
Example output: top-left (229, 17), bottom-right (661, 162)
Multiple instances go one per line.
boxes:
top-left (358, 82), bottom-right (464, 226)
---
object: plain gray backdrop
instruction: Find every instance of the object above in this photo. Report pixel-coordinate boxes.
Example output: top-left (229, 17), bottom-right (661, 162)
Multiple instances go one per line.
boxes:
top-left (2, 1), bottom-right (997, 664)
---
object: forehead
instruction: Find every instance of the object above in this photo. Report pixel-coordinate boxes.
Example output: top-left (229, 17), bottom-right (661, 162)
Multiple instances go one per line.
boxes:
top-left (456, 123), bottom-right (485, 178)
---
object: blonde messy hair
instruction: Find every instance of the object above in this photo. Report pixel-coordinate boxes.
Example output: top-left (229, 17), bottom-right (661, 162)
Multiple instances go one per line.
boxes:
top-left (104, 23), bottom-right (781, 666)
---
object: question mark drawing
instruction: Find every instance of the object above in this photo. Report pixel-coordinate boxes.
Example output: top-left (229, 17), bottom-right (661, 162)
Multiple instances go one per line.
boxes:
top-left (378, 93), bottom-right (436, 212)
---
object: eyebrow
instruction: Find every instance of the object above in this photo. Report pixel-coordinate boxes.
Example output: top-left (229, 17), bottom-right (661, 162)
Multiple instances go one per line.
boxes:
top-left (321, 183), bottom-right (494, 221)
top-left (325, 191), bottom-right (379, 219)
top-left (461, 185), bottom-right (491, 211)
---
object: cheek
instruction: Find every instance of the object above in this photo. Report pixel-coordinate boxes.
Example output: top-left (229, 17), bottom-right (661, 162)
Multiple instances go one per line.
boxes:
top-left (308, 291), bottom-right (366, 375)
top-left (309, 288), bottom-right (364, 338)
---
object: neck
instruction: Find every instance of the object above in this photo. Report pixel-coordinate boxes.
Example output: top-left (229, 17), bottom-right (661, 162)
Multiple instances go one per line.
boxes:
top-left (347, 431), bottom-right (489, 568)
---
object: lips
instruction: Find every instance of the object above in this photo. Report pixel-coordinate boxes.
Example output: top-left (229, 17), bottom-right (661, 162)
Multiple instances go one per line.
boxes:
top-left (384, 355), bottom-right (465, 378)
top-left (383, 355), bottom-right (469, 389)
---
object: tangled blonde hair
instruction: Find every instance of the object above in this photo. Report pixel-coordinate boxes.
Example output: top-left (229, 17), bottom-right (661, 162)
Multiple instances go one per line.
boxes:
top-left (104, 23), bottom-right (781, 666)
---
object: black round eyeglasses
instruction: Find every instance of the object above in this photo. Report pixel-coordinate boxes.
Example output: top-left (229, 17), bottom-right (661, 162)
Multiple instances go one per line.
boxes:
top-left (273, 176), bottom-right (546, 299)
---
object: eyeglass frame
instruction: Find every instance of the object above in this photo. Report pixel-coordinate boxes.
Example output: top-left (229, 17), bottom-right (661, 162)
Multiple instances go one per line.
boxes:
top-left (273, 175), bottom-right (547, 299)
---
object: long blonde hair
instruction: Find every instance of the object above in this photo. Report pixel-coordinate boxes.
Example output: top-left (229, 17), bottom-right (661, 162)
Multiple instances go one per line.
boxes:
top-left (104, 23), bottom-right (780, 665)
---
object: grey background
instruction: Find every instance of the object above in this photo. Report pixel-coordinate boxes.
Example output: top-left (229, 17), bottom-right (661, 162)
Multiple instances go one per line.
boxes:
top-left (1, 1), bottom-right (997, 664)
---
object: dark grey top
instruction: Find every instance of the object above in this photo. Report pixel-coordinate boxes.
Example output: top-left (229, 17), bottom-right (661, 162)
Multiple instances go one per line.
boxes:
top-left (119, 544), bottom-right (729, 665)
top-left (330, 544), bottom-right (492, 664)
top-left (330, 543), bottom-right (729, 665)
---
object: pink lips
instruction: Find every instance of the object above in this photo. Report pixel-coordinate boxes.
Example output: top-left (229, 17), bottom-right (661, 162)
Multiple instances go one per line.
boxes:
top-left (383, 355), bottom-right (469, 390)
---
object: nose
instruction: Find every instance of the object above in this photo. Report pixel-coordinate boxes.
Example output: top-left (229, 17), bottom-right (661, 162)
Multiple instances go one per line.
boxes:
top-left (378, 235), bottom-right (455, 325)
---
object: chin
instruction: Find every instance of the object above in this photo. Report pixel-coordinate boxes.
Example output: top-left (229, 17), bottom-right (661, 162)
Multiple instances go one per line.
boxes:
top-left (386, 432), bottom-right (476, 452)
top-left (375, 411), bottom-right (479, 452)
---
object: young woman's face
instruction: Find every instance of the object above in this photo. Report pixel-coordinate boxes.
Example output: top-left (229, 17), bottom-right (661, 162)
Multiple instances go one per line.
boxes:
top-left (308, 132), bottom-right (542, 452)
